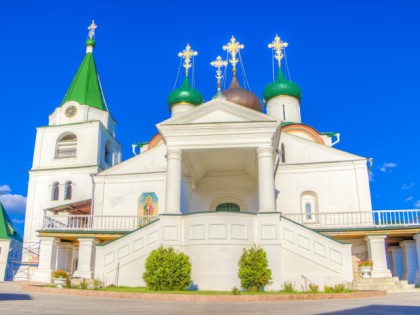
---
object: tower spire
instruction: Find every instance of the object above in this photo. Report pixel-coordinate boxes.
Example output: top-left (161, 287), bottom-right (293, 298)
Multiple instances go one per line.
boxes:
top-left (223, 36), bottom-right (244, 74)
top-left (85, 20), bottom-right (97, 54)
top-left (210, 56), bottom-right (228, 98)
top-left (178, 43), bottom-right (198, 77)
top-left (268, 34), bottom-right (288, 68)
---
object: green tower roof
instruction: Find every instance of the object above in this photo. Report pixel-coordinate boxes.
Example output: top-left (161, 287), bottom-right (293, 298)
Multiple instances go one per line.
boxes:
top-left (168, 77), bottom-right (204, 108)
top-left (0, 202), bottom-right (22, 242)
top-left (60, 40), bottom-right (108, 111)
top-left (263, 68), bottom-right (302, 103)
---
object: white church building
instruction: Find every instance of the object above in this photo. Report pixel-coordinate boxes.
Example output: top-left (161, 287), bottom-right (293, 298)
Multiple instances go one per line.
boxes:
top-left (18, 23), bottom-right (420, 290)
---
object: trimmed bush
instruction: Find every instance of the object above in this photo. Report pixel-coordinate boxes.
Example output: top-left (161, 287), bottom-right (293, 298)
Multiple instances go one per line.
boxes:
top-left (143, 246), bottom-right (192, 290)
top-left (238, 245), bottom-right (272, 292)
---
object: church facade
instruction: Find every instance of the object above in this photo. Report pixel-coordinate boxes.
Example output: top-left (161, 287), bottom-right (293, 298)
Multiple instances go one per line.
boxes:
top-left (18, 24), bottom-right (420, 290)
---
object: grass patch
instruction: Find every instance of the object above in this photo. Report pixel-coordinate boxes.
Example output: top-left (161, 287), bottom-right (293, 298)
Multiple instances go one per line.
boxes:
top-left (45, 285), bottom-right (357, 295)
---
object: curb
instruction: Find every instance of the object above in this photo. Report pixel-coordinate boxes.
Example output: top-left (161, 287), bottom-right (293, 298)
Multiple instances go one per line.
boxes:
top-left (22, 284), bottom-right (387, 302)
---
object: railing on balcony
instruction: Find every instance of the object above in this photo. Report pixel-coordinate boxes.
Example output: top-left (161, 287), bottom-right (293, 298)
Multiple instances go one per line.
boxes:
top-left (282, 209), bottom-right (420, 229)
top-left (42, 215), bottom-right (158, 232)
top-left (55, 146), bottom-right (77, 159)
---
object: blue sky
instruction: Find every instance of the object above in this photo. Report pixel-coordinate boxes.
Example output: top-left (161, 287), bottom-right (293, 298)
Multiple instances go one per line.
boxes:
top-left (1, 0), bottom-right (419, 235)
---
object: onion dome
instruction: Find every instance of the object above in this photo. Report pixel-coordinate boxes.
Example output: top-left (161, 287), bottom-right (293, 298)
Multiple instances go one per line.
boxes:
top-left (263, 68), bottom-right (302, 103)
top-left (222, 74), bottom-right (263, 112)
top-left (167, 77), bottom-right (204, 108)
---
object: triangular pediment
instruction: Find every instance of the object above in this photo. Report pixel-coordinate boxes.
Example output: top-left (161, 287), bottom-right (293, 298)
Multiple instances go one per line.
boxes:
top-left (160, 99), bottom-right (279, 126)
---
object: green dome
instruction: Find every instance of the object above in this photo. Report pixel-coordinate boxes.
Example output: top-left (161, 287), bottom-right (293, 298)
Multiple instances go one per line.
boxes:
top-left (85, 39), bottom-right (96, 47)
top-left (168, 77), bottom-right (204, 108)
top-left (263, 68), bottom-right (301, 103)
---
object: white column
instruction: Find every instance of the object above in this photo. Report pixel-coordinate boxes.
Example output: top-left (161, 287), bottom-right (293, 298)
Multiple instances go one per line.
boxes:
top-left (73, 238), bottom-right (98, 279)
top-left (257, 145), bottom-right (276, 212)
top-left (56, 242), bottom-right (74, 273)
top-left (400, 240), bottom-right (418, 284)
top-left (414, 234), bottom-right (420, 285)
top-left (389, 246), bottom-right (404, 279)
top-left (32, 237), bottom-right (58, 282)
top-left (165, 148), bottom-right (182, 214)
top-left (365, 235), bottom-right (392, 278)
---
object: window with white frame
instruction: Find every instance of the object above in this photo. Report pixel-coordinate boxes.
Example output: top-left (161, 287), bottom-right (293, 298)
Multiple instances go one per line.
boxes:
top-left (55, 133), bottom-right (77, 159)
top-left (301, 191), bottom-right (318, 222)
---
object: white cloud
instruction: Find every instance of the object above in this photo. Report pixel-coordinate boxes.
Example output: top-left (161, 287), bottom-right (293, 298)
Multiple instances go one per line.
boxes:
top-left (405, 196), bottom-right (414, 202)
top-left (379, 162), bottom-right (397, 172)
top-left (12, 218), bottom-right (25, 224)
top-left (415, 200), bottom-right (420, 209)
top-left (369, 171), bottom-right (374, 182)
top-left (0, 185), bottom-right (11, 193)
top-left (402, 183), bottom-right (415, 190)
top-left (0, 184), bottom-right (27, 215)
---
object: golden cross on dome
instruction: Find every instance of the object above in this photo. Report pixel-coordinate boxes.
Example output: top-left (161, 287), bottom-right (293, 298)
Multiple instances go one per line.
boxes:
top-left (178, 43), bottom-right (198, 77)
top-left (268, 34), bottom-right (288, 68)
top-left (88, 20), bottom-right (97, 39)
top-left (223, 36), bottom-right (244, 74)
top-left (210, 56), bottom-right (228, 90)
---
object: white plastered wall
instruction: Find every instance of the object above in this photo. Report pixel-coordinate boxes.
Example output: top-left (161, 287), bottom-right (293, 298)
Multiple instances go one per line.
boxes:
top-left (275, 133), bottom-right (372, 214)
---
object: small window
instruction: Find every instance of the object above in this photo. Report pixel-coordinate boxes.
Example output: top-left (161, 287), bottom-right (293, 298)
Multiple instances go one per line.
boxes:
top-left (105, 141), bottom-right (112, 166)
top-left (216, 203), bottom-right (240, 212)
top-left (305, 203), bottom-right (312, 220)
top-left (301, 191), bottom-right (318, 222)
top-left (64, 181), bottom-right (72, 200)
top-left (281, 143), bottom-right (285, 163)
top-left (51, 182), bottom-right (59, 201)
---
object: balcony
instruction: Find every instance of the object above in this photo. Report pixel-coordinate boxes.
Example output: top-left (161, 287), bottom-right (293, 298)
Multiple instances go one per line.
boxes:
top-left (41, 210), bottom-right (420, 233)
top-left (42, 215), bottom-right (158, 232)
top-left (282, 209), bottom-right (420, 229)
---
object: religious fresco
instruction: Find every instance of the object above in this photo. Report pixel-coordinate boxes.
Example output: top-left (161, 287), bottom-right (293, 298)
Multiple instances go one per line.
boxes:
top-left (138, 192), bottom-right (158, 217)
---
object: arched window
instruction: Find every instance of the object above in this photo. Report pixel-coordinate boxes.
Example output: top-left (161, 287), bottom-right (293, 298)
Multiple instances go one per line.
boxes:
top-left (51, 182), bottom-right (59, 201)
top-left (64, 181), bottom-right (72, 200)
top-left (301, 191), bottom-right (318, 222)
top-left (216, 203), bottom-right (240, 212)
top-left (105, 141), bottom-right (112, 166)
top-left (281, 143), bottom-right (286, 163)
top-left (56, 133), bottom-right (77, 159)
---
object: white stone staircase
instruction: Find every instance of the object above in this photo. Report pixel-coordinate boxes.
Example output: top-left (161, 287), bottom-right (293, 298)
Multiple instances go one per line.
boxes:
top-left (353, 277), bottom-right (420, 293)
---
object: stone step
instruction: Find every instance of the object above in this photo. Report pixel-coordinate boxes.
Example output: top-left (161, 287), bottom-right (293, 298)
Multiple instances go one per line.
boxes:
top-left (353, 277), bottom-right (418, 293)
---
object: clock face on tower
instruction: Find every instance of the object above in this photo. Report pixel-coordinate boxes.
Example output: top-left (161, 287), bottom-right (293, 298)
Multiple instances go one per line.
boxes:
top-left (65, 105), bottom-right (78, 118)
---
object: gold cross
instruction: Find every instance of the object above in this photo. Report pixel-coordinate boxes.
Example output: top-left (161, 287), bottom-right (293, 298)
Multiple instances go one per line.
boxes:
top-left (210, 56), bottom-right (228, 89)
top-left (268, 35), bottom-right (288, 68)
top-left (88, 20), bottom-right (97, 39)
top-left (178, 43), bottom-right (198, 76)
top-left (223, 36), bottom-right (244, 74)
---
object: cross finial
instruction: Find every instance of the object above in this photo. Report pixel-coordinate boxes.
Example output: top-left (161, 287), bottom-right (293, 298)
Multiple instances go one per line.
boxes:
top-left (88, 20), bottom-right (97, 40)
top-left (268, 34), bottom-right (288, 68)
top-left (178, 43), bottom-right (198, 77)
top-left (210, 56), bottom-right (228, 91)
top-left (223, 36), bottom-right (244, 74)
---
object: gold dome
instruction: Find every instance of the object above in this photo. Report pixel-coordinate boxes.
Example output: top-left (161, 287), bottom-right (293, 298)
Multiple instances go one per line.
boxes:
top-left (222, 75), bottom-right (262, 112)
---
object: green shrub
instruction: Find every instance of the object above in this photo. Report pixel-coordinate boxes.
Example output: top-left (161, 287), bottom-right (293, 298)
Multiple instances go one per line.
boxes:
top-left (143, 246), bottom-right (192, 291)
top-left (324, 284), bottom-right (346, 293)
top-left (309, 283), bottom-right (319, 293)
top-left (52, 270), bottom-right (67, 278)
top-left (281, 281), bottom-right (295, 293)
top-left (80, 279), bottom-right (88, 290)
top-left (333, 283), bottom-right (345, 293)
top-left (231, 287), bottom-right (241, 295)
top-left (238, 245), bottom-right (272, 292)
top-left (324, 285), bottom-right (333, 293)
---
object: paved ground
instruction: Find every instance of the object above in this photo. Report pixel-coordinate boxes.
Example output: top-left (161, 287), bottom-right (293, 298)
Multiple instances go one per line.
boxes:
top-left (1, 282), bottom-right (420, 315)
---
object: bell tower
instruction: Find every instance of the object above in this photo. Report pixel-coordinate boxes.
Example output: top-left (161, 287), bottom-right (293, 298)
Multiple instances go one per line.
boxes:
top-left (22, 21), bottom-right (121, 245)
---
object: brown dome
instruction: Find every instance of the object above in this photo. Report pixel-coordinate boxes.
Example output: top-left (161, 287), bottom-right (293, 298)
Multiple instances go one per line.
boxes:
top-left (222, 75), bottom-right (262, 112)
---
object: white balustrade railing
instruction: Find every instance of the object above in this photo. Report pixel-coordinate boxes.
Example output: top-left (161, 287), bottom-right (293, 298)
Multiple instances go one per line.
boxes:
top-left (282, 209), bottom-right (420, 229)
top-left (42, 215), bottom-right (158, 232)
